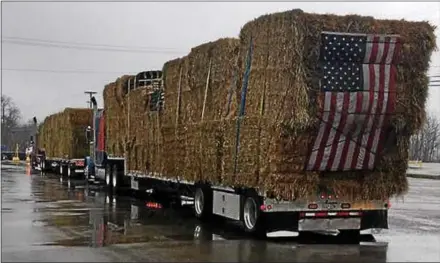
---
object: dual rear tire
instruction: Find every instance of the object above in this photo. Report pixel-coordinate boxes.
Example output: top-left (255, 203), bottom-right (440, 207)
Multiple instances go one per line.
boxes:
top-left (193, 186), bottom-right (266, 238)
top-left (105, 164), bottom-right (120, 193)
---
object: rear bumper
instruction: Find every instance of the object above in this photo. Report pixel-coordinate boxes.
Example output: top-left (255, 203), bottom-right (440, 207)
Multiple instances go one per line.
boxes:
top-left (264, 210), bottom-right (388, 232)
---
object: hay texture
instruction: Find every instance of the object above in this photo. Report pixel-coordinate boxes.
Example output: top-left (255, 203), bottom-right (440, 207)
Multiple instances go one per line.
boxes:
top-left (160, 38), bottom-right (240, 180)
top-left (103, 75), bottom-right (133, 157)
top-left (103, 74), bottom-right (163, 174)
top-left (38, 108), bottom-right (93, 159)
top-left (158, 9), bottom-right (436, 201)
top-left (162, 38), bottom-right (240, 126)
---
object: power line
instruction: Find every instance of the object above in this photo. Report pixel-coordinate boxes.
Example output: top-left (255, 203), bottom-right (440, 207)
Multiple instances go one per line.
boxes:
top-left (1, 68), bottom-right (137, 75)
top-left (2, 39), bottom-right (186, 54)
top-left (2, 36), bottom-right (181, 51)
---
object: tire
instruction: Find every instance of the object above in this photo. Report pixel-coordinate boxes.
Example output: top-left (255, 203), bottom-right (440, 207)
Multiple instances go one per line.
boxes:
top-left (194, 186), bottom-right (212, 220)
top-left (111, 164), bottom-right (119, 193)
top-left (105, 164), bottom-right (112, 188)
top-left (242, 194), bottom-right (266, 238)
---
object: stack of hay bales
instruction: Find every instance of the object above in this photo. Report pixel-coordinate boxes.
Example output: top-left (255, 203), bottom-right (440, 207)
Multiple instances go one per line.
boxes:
top-left (160, 38), bottom-right (240, 181)
top-left (223, 9), bottom-right (436, 200)
top-left (103, 75), bottom-right (133, 158)
top-left (38, 108), bottom-right (92, 158)
top-left (157, 9), bottom-right (436, 201)
top-left (103, 74), bottom-right (163, 174)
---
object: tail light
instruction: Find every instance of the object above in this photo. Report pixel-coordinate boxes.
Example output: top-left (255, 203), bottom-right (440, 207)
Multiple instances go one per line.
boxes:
top-left (146, 202), bottom-right (162, 209)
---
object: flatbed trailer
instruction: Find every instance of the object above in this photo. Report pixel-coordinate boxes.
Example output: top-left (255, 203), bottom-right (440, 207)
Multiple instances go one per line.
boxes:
top-left (86, 71), bottom-right (389, 239)
top-left (35, 155), bottom-right (86, 178)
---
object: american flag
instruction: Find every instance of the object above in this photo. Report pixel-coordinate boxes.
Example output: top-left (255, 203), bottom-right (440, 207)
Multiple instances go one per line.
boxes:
top-left (306, 32), bottom-right (401, 171)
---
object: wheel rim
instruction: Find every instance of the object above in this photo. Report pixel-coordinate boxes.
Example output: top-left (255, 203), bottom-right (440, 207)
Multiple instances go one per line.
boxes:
top-left (244, 198), bottom-right (258, 230)
top-left (195, 189), bottom-right (204, 216)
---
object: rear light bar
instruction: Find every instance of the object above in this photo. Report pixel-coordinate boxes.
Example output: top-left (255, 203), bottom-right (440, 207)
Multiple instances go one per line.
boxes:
top-left (299, 211), bottom-right (362, 218)
top-left (146, 202), bottom-right (162, 209)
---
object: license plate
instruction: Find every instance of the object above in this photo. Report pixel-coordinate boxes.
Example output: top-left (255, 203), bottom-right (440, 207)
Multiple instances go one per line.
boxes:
top-left (299, 218), bottom-right (361, 231)
top-left (131, 178), bottom-right (139, 190)
top-left (131, 205), bottom-right (139, 220)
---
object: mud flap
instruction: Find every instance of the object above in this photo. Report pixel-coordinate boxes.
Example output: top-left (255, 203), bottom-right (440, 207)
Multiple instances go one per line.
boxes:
top-left (361, 210), bottom-right (388, 230)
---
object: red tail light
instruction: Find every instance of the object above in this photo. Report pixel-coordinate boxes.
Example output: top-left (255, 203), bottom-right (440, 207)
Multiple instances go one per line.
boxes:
top-left (146, 202), bottom-right (162, 209)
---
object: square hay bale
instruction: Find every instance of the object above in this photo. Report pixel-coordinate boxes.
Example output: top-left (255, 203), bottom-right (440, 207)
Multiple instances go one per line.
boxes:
top-left (162, 38), bottom-right (240, 127)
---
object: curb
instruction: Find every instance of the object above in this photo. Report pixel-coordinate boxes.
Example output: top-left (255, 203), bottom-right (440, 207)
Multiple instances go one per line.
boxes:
top-left (407, 173), bottom-right (440, 180)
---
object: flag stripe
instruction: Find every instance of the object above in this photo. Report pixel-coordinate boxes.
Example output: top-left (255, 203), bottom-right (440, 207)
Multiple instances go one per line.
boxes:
top-left (363, 64), bottom-right (387, 168)
top-left (381, 37), bottom-right (391, 64)
top-left (375, 65), bottom-right (397, 161)
top-left (337, 92), bottom-right (360, 170)
top-left (328, 92), bottom-right (350, 170)
top-left (322, 92), bottom-right (344, 169)
top-left (375, 36), bottom-right (386, 64)
top-left (343, 91), bottom-right (369, 170)
top-left (314, 93), bottom-right (337, 170)
top-left (307, 93), bottom-right (331, 170)
top-left (350, 63), bottom-right (375, 169)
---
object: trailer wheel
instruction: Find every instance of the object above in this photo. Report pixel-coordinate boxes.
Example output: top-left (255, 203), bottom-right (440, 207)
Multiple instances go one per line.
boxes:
top-left (194, 186), bottom-right (212, 220)
top-left (105, 164), bottom-right (112, 187)
top-left (242, 194), bottom-right (266, 238)
top-left (111, 164), bottom-right (119, 193)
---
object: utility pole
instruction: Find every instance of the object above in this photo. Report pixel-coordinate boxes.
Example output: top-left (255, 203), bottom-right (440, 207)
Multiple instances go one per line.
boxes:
top-left (84, 91), bottom-right (97, 109)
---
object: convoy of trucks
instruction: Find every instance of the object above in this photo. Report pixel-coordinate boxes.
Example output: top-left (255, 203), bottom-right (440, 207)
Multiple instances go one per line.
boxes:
top-left (30, 68), bottom-right (389, 239)
top-left (27, 9), bottom-right (437, 241)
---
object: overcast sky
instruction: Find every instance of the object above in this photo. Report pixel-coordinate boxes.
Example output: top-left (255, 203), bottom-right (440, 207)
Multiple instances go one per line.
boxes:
top-left (2, 1), bottom-right (439, 123)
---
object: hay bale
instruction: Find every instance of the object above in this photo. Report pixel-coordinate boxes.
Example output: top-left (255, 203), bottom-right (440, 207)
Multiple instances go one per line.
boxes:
top-left (38, 108), bottom-right (92, 159)
top-left (162, 38), bottom-right (240, 127)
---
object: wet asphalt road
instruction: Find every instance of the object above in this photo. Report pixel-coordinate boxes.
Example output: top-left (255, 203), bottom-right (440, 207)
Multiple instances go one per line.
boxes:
top-left (1, 164), bottom-right (439, 262)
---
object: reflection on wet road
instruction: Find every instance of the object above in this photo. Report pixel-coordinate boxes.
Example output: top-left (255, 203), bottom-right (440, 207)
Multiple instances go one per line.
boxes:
top-left (2, 163), bottom-right (440, 262)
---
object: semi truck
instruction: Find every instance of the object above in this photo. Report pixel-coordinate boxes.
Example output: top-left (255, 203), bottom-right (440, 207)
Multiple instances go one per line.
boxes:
top-left (85, 70), bottom-right (389, 239)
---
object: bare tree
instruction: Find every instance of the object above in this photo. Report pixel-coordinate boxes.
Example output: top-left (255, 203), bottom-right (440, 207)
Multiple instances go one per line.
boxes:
top-left (409, 113), bottom-right (440, 162)
top-left (1, 95), bottom-right (22, 150)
